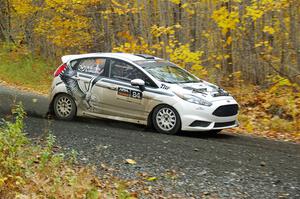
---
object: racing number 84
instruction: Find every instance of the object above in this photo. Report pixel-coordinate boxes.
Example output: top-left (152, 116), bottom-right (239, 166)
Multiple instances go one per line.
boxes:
top-left (130, 90), bottom-right (142, 99)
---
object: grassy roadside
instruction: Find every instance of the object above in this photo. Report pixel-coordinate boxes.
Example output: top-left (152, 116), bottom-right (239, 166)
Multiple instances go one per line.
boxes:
top-left (0, 44), bottom-right (53, 95)
top-left (0, 104), bottom-right (179, 198)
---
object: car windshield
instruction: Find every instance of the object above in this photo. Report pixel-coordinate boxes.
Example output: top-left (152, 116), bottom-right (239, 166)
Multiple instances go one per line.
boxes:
top-left (134, 60), bottom-right (200, 84)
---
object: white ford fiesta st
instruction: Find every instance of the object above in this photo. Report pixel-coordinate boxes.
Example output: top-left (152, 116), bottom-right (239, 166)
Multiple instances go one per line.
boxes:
top-left (49, 53), bottom-right (239, 134)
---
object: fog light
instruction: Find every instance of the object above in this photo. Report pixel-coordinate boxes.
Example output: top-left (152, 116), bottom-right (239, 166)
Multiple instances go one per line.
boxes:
top-left (189, 120), bottom-right (211, 127)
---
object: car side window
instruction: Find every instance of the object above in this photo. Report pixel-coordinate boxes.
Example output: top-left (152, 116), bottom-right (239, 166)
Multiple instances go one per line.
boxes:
top-left (109, 59), bottom-right (156, 87)
top-left (74, 58), bottom-right (106, 76)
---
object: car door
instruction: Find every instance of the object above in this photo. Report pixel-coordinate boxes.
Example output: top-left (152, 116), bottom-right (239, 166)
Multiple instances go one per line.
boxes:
top-left (93, 58), bottom-right (158, 121)
top-left (69, 57), bottom-right (107, 112)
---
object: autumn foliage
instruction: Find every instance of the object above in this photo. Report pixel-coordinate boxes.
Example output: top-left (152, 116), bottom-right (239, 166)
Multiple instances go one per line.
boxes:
top-left (0, 0), bottom-right (299, 141)
top-left (0, 1), bottom-right (299, 197)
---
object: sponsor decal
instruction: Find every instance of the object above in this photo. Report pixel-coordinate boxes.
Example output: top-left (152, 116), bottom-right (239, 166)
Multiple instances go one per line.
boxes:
top-left (118, 87), bottom-right (130, 97)
top-left (118, 87), bottom-right (142, 100)
top-left (160, 84), bottom-right (170, 90)
top-left (59, 63), bottom-right (104, 110)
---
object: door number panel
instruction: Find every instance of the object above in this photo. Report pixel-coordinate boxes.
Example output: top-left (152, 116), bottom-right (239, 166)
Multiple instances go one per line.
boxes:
top-left (118, 87), bottom-right (142, 100)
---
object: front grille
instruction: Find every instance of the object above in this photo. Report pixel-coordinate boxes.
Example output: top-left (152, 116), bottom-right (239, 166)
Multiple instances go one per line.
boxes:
top-left (214, 121), bottom-right (236, 128)
top-left (213, 104), bottom-right (239, 117)
top-left (189, 120), bottom-right (211, 127)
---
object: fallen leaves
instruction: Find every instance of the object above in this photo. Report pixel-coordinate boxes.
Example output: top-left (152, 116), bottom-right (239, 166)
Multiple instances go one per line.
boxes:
top-left (125, 159), bottom-right (137, 165)
top-left (146, 177), bottom-right (158, 181)
top-left (226, 78), bottom-right (300, 143)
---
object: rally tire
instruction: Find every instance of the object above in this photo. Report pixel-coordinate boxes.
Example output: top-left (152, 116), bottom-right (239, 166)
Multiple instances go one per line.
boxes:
top-left (152, 105), bottom-right (181, 135)
top-left (53, 93), bottom-right (76, 120)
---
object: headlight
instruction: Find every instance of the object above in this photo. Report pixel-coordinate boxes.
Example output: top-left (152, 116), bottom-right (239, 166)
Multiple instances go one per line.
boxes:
top-left (176, 93), bottom-right (212, 106)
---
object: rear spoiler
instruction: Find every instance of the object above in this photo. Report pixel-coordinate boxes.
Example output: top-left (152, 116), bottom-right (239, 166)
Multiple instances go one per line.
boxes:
top-left (61, 55), bottom-right (80, 63)
top-left (61, 53), bottom-right (104, 63)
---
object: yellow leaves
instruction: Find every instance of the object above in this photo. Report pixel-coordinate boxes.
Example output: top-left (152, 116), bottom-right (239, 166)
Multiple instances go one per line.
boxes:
top-left (224, 54), bottom-right (231, 59)
top-left (151, 25), bottom-right (176, 37)
top-left (245, 120), bottom-right (254, 133)
top-left (255, 40), bottom-right (274, 55)
top-left (168, 1), bottom-right (194, 15)
top-left (33, 0), bottom-right (93, 50)
top-left (112, 0), bottom-right (123, 7)
top-left (255, 43), bottom-right (262, 48)
top-left (244, 0), bottom-right (291, 22)
top-left (169, 44), bottom-right (203, 65)
top-left (0, 177), bottom-right (8, 187)
top-left (12, 0), bottom-right (39, 19)
top-left (203, 32), bottom-right (210, 38)
top-left (263, 26), bottom-right (275, 35)
top-left (174, 24), bottom-right (182, 29)
top-left (113, 32), bottom-right (154, 54)
top-left (169, 0), bottom-right (181, 5)
top-left (114, 28), bottom-right (206, 77)
top-left (147, 177), bottom-right (158, 181)
top-left (107, 0), bottom-right (139, 15)
top-left (212, 7), bottom-right (240, 35)
top-left (168, 44), bottom-right (207, 78)
top-left (185, 8), bottom-right (195, 15)
top-left (35, 17), bottom-right (92, 49)
top-left (226, 36), bottom-right (232, 45)
top-left (215, 64), bottom-right (221, 69)
top-left (268, 76), bottom-right (293, 93)
top-left (245, 6), bottom-right (264, 21)
top-left (181, 3), bottom-right (189, 9)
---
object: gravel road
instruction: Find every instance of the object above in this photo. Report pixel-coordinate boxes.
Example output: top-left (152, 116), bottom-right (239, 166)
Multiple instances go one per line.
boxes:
top-left (0, 85), bottom-right (299, 198)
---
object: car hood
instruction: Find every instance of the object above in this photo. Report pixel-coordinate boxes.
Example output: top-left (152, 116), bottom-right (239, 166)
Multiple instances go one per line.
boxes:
top-left (164, 81), bottom-right (234, 102)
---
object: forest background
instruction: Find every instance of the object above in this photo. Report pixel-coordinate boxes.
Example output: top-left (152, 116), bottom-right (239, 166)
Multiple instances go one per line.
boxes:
top-left (0, 0), bottom-right (299, 142)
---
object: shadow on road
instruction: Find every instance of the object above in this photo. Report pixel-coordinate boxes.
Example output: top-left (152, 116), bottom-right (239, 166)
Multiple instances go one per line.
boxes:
top-left (2, 108), bottom-right (237, 141)
top-left (49, 116), bottom-right (237, 140)
top-left (178, 131), bottom-right (236, 140)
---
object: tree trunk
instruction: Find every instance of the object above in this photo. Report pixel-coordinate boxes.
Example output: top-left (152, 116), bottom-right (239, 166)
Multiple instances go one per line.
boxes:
top-left (223, 1), bottom-right (233, 76)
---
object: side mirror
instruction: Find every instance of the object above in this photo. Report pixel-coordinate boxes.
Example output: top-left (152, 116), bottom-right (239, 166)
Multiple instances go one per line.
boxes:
top-left (131, 79), bottom-right (145, 91)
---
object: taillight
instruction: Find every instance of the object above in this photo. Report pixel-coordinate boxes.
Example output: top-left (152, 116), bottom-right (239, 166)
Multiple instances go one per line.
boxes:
top-left (54, 63), bottom-right (67, 77)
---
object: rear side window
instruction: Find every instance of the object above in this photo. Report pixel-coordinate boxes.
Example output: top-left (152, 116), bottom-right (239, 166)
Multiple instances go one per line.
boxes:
top-left (71, 58), bottom-right (106, 76)
top-left (109, 59), bottom-right (157, 88)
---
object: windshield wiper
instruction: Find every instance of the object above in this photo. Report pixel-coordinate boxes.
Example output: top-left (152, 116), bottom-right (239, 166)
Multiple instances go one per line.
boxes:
top-left (178, 80), bottom-right (201, 83)
top-left (163, 81), bottom-right (177, 84)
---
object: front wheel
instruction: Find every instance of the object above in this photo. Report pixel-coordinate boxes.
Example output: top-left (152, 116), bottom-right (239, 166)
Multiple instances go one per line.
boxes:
top-left (53, 94), bottom-right (76, 120)
top-left (152, 105), bottom-right (181, 135)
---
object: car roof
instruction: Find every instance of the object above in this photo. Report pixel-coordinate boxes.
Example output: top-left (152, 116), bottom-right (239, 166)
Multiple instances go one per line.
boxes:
top-left (61, 53), bottom-right (161, 63)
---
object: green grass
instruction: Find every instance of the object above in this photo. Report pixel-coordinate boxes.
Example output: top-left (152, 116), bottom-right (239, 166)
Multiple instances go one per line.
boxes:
top-left (0, 44), bottom-right (54, 94)
top-left (0, 104), bottom-right (138, 198)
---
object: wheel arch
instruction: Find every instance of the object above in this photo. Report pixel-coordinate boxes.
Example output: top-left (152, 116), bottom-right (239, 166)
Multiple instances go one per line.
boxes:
top-left (48, 92), bottom-right (77, 116)
top-left (147, 103), bottom-right (181, 129)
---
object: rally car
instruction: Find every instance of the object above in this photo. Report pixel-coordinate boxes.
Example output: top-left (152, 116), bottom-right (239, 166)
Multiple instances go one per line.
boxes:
top-left (49, 53), bottom-right (239, 134)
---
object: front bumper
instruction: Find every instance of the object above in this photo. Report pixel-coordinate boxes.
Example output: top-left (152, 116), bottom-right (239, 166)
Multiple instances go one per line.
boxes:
top-left (182, 119), bottom-right (239, 131)
top-left (173, 98), bottom-right (239, 131)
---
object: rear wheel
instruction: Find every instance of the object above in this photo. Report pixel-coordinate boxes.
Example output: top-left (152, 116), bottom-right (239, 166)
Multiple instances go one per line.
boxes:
top-left (152, 105), bottom-right (181, 135)
top-left (53, 94), bottom-right (76, 120)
